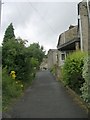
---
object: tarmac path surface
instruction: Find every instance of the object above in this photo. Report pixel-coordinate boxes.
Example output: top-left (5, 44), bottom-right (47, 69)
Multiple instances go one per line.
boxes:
top-left (3, 70), bottom-right (88, 118)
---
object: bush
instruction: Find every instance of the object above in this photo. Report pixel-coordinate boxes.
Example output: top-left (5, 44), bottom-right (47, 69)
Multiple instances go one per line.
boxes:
top-left (2, 67), bottom-right (23, 111)
top-left (0, 68), bottom-right (2, 112)
top-left (62, 51), bottom-right (86, 94)
top-left (50, 64), bottom-right (57, 76)
top-left (0, 46), bottom-right (2, 66)
top-left (80, 56), bottom-right (90, 102)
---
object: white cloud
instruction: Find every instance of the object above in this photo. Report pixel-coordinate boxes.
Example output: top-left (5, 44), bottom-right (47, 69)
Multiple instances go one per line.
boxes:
top-left (2, 0), bottom-right (82, 3)
top-left (1, 2), bottom-right (79, 52)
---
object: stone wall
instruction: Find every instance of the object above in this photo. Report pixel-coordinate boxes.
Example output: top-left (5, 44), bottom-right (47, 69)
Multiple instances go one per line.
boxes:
top-left (78, 1), bottom-right (89, 51)
top-left (47, 49), bottom-right (57, 69)
top-left (40, 58), bottom-right (48, 70)
top-left (57, 50), bottom-right (66, 67)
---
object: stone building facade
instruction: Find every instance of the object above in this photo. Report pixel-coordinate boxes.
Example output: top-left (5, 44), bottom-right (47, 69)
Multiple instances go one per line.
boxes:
top-left (56, 0), bottom-right (90, 79)
top-left (78, 1), bottom-right (89, 52)
top-left (47, 49), bottom-right (58, 69)
top-left (57, 25), bottom-right (80, 66)
top-left (57, 0), bottom-right (90, 67)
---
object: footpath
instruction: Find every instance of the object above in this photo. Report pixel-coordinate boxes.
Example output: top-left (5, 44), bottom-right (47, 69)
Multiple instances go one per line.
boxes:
top-left (2, 70), bottom-right (88, 118)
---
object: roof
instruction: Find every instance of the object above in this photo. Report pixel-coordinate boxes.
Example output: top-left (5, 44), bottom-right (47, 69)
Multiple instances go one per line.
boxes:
top-left (57, 37), bottom-right (80, 51)
top-left (57, 25), bottom-right (78, 48)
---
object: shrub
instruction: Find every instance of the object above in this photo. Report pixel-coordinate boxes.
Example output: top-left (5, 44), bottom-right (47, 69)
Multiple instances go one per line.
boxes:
top-left (50, 64), bottom-right (57, 76)
top-left (80, 56), bottom-right (90, 102)
top-left (2, 67), bottom-right (23, 110)
top-left (0, 67), bottom-right (1, 92)
top-left (62, 51), bottom-right (85, 94)
top-left (0, 46), bottom-right (2, 66)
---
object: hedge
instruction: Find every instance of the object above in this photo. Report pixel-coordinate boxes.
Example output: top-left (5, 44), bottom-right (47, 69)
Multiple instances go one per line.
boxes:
top-left (62, 51), bottom-right (86, 94)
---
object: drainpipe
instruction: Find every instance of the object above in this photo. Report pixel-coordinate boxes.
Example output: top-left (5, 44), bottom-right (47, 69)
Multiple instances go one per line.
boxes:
top-left (78, 14), bottom-right (83, 51)
top-left (87, 0), bottom-right (90, 23)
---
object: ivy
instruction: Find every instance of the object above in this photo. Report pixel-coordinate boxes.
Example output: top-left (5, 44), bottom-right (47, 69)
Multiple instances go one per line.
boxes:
top-left (80, 56), bottom-right (90, 103)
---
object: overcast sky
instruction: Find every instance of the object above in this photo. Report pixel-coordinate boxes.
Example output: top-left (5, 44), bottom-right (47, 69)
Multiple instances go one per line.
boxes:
top-left (0, 0), bottom-right (82, 53)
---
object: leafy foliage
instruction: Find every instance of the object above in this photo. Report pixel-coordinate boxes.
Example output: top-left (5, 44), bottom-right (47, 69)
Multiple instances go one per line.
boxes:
top-left (80, 56), bottom-right (90, 102)
top-left (50, 64), bottom-right (57, 76)
top-left (27, 43), bottom-right (45, 66)
top-left (3, 23), bottom-right (15, 44)
top-left (2, 67), bottom-right (23, 110)
top-left (0, 46), bottom-right (2, 66)
top-left (2, 23), bottom-right (45, 110)
top-left (62, 51), bottom-right (86, 94)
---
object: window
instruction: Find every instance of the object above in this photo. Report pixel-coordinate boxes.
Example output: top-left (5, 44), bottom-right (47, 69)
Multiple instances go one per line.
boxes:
top-left (61, 53), bottom-right (65, 60)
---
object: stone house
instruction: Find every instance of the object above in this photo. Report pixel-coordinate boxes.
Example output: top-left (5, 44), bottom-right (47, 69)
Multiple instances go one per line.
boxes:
top-left (57, 1), bottom-right (89, 67)
top-left (56, 0), bottom-right (89, 79)
top-left (57, 25), bottom-right (80, 66)
top-left (47, 49), bottom-right (58, 69)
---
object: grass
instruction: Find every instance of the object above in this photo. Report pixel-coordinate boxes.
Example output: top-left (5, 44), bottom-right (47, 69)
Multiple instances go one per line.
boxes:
top-left (2, 68), bottom-right (23, 111)
top-left (2, 67), bottom-right (35, 112)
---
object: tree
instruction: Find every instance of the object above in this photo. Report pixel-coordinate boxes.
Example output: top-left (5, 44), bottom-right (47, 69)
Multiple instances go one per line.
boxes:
top-left (2, 23), bottom-right (45, 83)
top-left (2, 23), bottom-right (16, 68)
top-left (2, 23), bottom-right (47, 110)
top-left (27, 43), bottom-right (45, 65)
top-left (2, 38), bottom-right (16, 69)
top-left (3, 23), bottom-right (15, 44)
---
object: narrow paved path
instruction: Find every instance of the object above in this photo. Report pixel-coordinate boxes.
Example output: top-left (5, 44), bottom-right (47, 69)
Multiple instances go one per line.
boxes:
top-left (4, 70), bottom-right (88, 118)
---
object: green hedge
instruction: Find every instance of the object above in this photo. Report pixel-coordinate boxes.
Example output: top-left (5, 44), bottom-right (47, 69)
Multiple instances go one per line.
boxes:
top-left (62, 51), bottom-right (86, 94)
top-left (0, 68), bottom-right (1, 112)
top-left (80, 56), bottom-right (90, 103)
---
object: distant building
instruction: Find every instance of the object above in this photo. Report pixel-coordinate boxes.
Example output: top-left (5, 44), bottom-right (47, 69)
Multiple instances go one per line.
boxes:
top-left (40, 58), bottom-right (48, 70)
top-left (47, 49), bottom-right (58, 69)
